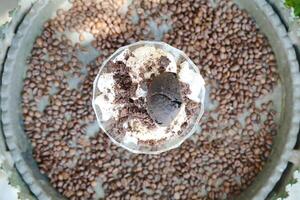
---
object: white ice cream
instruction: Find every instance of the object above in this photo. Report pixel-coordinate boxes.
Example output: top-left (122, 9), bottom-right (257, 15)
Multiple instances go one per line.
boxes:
top-left (179, 61), bottom-right (204, 103)
top-left (123, 104), bottom-right (187, 142)
top-left (126, 46), bottom-right (177, 83)
top-left (135, 84), bottom-right (147, 98)
top-left (113, 48), bottom-right (131, 63)
top-left (95, 73), bottom-right (118, 121)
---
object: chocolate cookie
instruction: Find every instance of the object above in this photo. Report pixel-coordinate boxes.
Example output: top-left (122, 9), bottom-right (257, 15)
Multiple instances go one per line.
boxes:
top-left (147, 72), bottom-right (182, 126)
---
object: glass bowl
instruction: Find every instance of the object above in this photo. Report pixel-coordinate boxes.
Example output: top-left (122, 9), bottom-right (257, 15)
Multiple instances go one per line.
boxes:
top-left (92, 41), bottom-right (205, 154)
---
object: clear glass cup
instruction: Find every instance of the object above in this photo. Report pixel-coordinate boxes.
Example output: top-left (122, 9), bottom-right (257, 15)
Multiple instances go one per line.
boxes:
top-left (92, 41), bottom-right (205, 154)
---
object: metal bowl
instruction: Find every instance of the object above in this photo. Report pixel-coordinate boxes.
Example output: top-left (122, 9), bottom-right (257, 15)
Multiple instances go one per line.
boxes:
top-left (0, 0), bottom-right (299, 199)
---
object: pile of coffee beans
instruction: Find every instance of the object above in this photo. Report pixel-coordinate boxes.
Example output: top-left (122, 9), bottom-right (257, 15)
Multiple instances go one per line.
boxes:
top-left (22, 0), bottom-right (279, 199)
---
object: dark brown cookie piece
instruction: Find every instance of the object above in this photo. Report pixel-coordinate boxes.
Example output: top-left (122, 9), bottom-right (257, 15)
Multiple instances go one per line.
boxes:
top-left (147, 72), bottom-right (182, 101)
top-left (147, 72), bottom-right (182, 126)
top-left (158, 56), bottom-right (170, 72)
